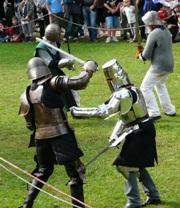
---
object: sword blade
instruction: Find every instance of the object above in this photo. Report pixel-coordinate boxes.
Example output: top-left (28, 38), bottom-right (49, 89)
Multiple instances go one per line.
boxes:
top-left (36, 37), bottom-right (85, 65)
top-left (85, 144), bottom-right (110, 168)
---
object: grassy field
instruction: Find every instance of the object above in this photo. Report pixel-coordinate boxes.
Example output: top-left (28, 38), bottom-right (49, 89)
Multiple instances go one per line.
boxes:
top-left (0, 40), bottom-right (180, 208)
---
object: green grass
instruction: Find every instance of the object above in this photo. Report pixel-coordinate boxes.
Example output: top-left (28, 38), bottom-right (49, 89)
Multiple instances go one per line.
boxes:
top-left (0, 40), bottom-right (180, 208)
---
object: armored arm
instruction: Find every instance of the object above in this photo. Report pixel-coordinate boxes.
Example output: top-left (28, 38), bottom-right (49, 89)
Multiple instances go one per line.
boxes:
top-left (71, 88), bottom-right (133, 119)
top-left (37, 49), bottom-right (59, 68)
top-left (50, 60), bottom-right (98, 91)
top-left (70, 106), bottom-right (105, 118)
top-left (109, 120), bottom-right (126, 147)
top-left (70, 94), bottom-right (120, 118)
top-left (38, 49), bottom-right (75, 71)
top-left (58, 58), bottom-right (75, 71)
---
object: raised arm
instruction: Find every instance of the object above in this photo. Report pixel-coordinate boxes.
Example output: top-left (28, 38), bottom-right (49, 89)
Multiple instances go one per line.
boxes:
top-left (50, 60), bottom-right (98, 90)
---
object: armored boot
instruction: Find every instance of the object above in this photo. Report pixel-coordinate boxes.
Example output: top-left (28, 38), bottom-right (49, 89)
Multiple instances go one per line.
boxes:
top-left (124, 171), bottom-right (142, 208)
top-left (20, 179), bottom-right (44, 208)
top-left (139, 168), bottom-right (161, 206)
top-left (19, 201), bottom-right (33, 208)
top-left (70, 182), bottom-right (84, 208)
top-left (65, 160), bottom-right (85, 208)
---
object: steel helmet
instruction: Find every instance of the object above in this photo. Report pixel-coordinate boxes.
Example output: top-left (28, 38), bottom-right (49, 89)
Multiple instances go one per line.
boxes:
top-left (102, 59), bottom-right (131, 92)
top-left (142, 11), bottom-right (163, 26)
top-left (27, 57), bottom-right (51, 83)
top-left (44, 23), bottom-right (61, 42)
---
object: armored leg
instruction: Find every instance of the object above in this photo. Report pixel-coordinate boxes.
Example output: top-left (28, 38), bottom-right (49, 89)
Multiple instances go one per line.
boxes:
top-left (65, 159), bottom-right (85, 208)
top-left (124, 172), bottom-right (142, 208)
top-left (20, 167), bottom-right (53, 208)
top-left (20, 179), bottom-right (44, 208)
top-left (139, 168), bottom-right (160, 200)
top-left (116, 166), bottom-right (141, 208)
top-left (69, 179), bottom-right (84, 208)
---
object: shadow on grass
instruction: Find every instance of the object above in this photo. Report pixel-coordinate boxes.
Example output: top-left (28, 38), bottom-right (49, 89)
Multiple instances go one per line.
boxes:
top-left (162, 200), bottom-right (180, 208)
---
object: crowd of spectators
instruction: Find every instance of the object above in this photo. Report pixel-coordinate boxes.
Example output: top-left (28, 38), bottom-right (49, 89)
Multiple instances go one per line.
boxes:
top-left (0, 0), bottom-right (179, 43)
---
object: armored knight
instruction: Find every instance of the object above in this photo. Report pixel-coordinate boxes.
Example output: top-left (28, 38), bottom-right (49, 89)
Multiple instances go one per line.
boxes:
top-left (19, 57), bottom-right (98, 208)
top-left (71, 59), bottom-right (161, 208)
top-left (34, 23), bottom-right (80, 108)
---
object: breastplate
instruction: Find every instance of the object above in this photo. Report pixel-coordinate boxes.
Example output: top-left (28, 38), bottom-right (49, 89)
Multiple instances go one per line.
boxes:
top-left (29, 84), bottom-right (71, 139)
top-left (121, 86), bottom-right (148, 125)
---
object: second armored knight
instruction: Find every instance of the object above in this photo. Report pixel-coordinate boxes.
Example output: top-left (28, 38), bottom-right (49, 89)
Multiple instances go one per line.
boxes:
top-left (71, 59), bottom-right (161, 208)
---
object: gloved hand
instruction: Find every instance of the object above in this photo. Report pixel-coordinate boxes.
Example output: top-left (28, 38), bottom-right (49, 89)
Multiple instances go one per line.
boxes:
top-left (108, 134), bottom-right (123, 148)
top-left (97, 104), bottom-right (108, 118)
top-left (83, 60), bottom-right (98, 73)
top-left (58, 58), bottom-right (75, 70)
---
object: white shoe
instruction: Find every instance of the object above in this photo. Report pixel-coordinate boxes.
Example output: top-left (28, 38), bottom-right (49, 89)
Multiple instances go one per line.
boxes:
top-left (112, 36), bottom-right (118, 42)
top-left (105, 37), bottom-right (111, 43)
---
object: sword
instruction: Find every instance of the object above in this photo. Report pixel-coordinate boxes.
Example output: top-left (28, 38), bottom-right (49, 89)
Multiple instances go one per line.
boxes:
top-left (85, 126), bottom-right (137, 168)
top-left (36, 37), bottom-right (85, 65)
top-left (85, 142), bottom-right (110, 168)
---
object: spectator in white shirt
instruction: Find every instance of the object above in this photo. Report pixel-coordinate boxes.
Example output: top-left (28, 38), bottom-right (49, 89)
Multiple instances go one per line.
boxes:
top-left (121, 0), bottom-right (136, 42)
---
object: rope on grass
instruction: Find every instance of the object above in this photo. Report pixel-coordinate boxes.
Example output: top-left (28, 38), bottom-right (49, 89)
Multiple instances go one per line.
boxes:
top-left (0, 162), bottom-right (80, 208)
top-left (0, 157), bottom-right (92, 208)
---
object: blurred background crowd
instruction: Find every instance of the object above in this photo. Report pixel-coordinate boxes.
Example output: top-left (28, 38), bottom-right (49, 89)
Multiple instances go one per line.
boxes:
top-left (0, 0), bottom-right (179, 43)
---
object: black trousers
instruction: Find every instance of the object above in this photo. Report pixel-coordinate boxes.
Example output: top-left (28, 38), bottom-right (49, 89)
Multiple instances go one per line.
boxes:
top-left (22, 135), bottom-right (85, 207)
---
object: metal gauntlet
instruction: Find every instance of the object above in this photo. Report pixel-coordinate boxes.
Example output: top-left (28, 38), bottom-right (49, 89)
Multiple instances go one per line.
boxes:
top-left (109, 120), bottom-right (126, 147)
top-left (83, 60), bottom-right (98, 73)
top-left (58, 58), bottom-right (75, 71)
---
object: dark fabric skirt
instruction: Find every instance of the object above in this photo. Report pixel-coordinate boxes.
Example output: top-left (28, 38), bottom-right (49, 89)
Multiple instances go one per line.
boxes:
top-left (113, 120), bottom-right (158, 168)
top-left (35, 131), bottom-right (83, 166)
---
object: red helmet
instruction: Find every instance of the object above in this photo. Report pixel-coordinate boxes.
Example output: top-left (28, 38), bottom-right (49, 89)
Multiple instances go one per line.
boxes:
top-left (158, 9), bottom-right (168, 20)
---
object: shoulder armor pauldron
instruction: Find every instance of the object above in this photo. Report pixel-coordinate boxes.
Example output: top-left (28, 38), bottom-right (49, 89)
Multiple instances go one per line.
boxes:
top-left (19, 89), bottom-right (31, 116)
top-left (114, 88), bottom-right (133, 115)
